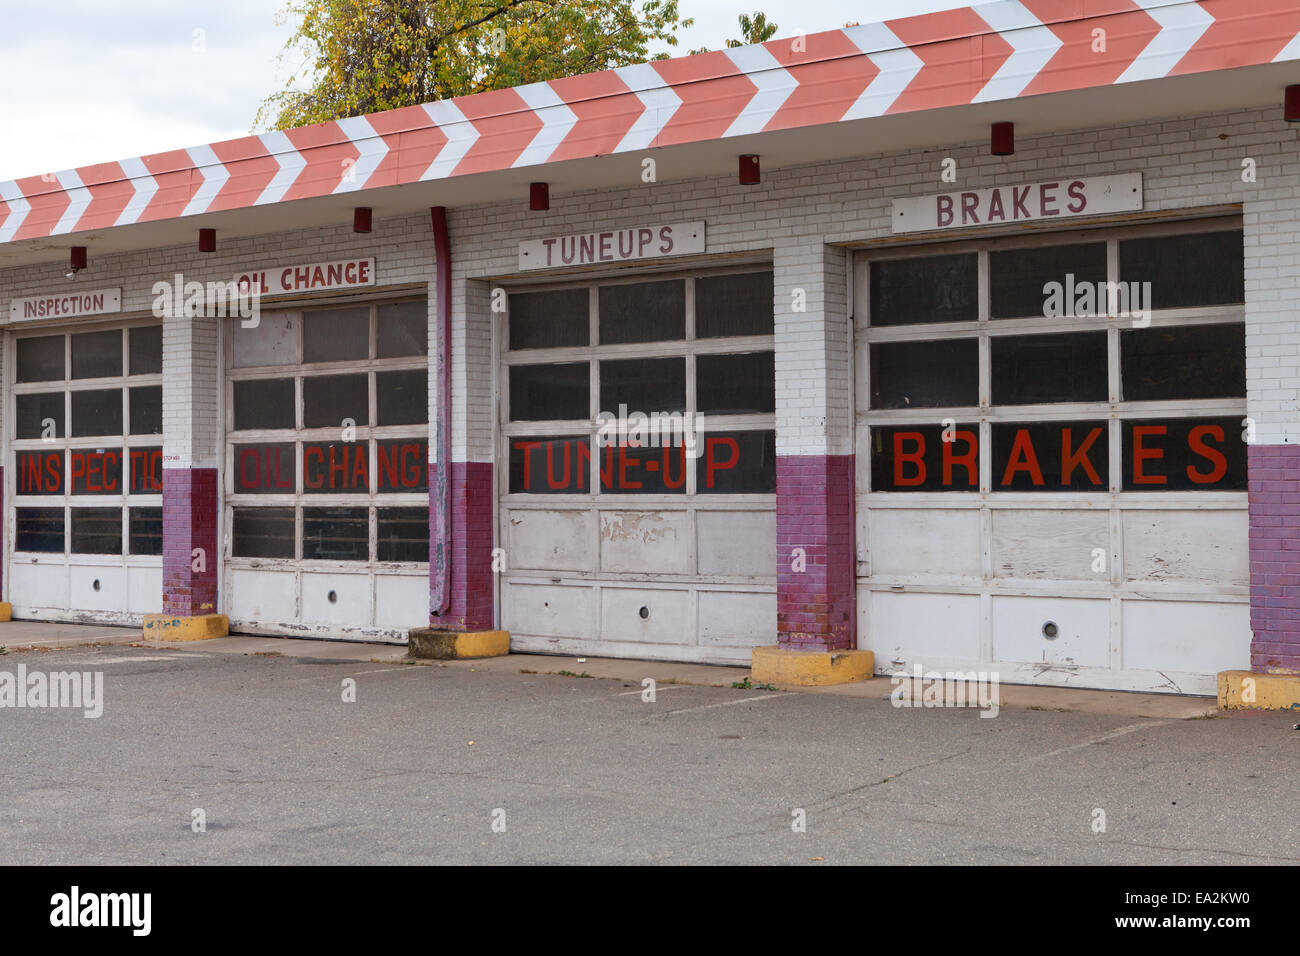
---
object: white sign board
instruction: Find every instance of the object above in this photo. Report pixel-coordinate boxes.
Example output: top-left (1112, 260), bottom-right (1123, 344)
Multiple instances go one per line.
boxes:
top-left (234, 257), bottom-right (376, 296)
top-left (519, 222), bottom-right (705, 271)
top-left (10, 288), bottom-right (122, 322)
top-left (892, 173), bottom-right (1142, 234)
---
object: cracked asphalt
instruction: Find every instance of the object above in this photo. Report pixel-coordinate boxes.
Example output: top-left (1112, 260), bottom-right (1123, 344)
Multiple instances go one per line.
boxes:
top-left (0, 642), bottom-right (1296, 865)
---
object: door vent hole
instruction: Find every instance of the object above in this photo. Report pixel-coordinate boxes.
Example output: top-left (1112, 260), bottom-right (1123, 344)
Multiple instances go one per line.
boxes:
top-left (327, 590), bottom-right (338, 604)
top-left (1042, 620), bottom-right (1059, 640)
top-left (638, 606), bottom-right (650, 620)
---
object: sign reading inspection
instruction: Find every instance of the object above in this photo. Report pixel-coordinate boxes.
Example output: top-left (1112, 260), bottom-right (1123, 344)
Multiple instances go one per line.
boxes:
top-left (10, 288), bottom-right (122, 321)
top-left (891, 174), bottom-right (1142, 233)
top-left (519, 222), bottom-right (705, 271)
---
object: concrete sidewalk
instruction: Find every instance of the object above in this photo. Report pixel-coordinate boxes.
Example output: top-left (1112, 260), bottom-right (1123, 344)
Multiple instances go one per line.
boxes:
top-left (0, 619), bottom-right (1218, 719)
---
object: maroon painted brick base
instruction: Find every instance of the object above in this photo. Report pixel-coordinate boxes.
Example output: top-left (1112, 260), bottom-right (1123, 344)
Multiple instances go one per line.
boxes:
top-left (162, 468), bottom-right (219, 616)
top-left (1247, 444), bottom-right (1300, 673)
top-left (430, 460), bottom-right (495, 632)
top-left (776, 454), bottom-right (856, 652)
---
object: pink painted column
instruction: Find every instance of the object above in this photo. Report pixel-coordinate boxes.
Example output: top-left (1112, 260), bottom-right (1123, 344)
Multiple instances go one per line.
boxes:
top-left (434, 461), bottom-right (495, 631)
top-left (1247, 444), bottom-right (1300, 674)
top-left (777, 455), bottom-right (856, 651)
top-left (162, 468), bottom-right (218, 616)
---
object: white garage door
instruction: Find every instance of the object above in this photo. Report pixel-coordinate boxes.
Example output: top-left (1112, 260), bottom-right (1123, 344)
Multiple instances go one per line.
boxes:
top-left (499, 267), bottom-right (776, 664)
top-left (855, 218), bottom-right (1250, 694)
top-left (6, 321), bottom-right (164, 623)
top-left (223, 297), bottom-right (431, 640)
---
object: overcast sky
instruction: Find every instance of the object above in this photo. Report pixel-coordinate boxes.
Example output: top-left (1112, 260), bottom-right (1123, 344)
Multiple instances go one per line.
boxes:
top-left (0, 0), bottom-right (964, 181)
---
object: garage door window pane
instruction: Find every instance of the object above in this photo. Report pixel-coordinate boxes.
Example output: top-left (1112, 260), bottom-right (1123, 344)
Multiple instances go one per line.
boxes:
top-left (869, 423), bottom-right (980, 492)
top-left (16, 507), bottom-right (64, 553)
top-left (16, 393), bottom-right (64, 439)
top-left (509, 436), bottom-right (588, 494)
top-left (71, 508), bottom-right (122, 554)
top-left (232, 312), bottom-right (298, 368)
top-left (303, 507), bottom-right (369, 561)
top-left (233, 443), bottom-right (295, 494)
top-left (599, 357), bottom-right (685, 416)
top-left (695, 430), bottom-right (776, 493)
top-left (303, 307), bottom-right (370, 363)
top-left (377, 301), bottom-right (428, 357)
top-left (376, 370), bottom-right (428, 425)
top-left (302, 374), bottom-right (368, 428)
top-left (302, 441), bottom-right (371, 494)
top-left (599, 281), bottom-right (685, 344)
top-left (377, 507), bottom-right (429, 562)
top-left (870, 339), bottom-right (979, 409)
top-left (233, 378), bottom-right (295, 430)
top-left (72, 330), bottom-right (122, 379)
top-left (1122, 418), bottom-right (1246, 491)
top-left (129, 326), bottom-right (163, 374)
top-left (129, 385), bottom-right (162, 435)
top-left (232, 507), bottom-right (295, 557)
top-left (17, 336), bottom-right (65, 382)
top-left (991, 332), bottom-right (1107, 405)
top-left (870, 254), bottom-right (977, 326)
top-left (1120, 231), bottom-right (1244, 309)
top-left (377, 439), bottom-right (428, 493)
top-left (14, 451), bottom-right (63, 495)
top-left (991, 422), bottom-right (1109, 491)
top-left (129, 507), bottom-right (163, 556)
top-left (509, 288), bottom-right (589, 350)
top-left (509, 363), bottom-right (589, 421)
top-left (71, 389), bottom-right (123, 436)
top-left (1121, 323), bottom-right (1245, 401)
top-left (70, 450), bottom-right (123, 495)
top-left (697, 352), bottom-right (775, 414)
top-left (127, 448), bottom-right (163, 493)
top-left (696, 273), bottom-right (774, 337)
top-left (991, 243), bottom-right (1107, 319)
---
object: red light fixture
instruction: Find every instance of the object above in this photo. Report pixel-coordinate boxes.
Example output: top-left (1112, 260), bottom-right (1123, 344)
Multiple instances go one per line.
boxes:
top-left (991, 121), bottom-right (1015, 156)
top-left (739, 155), bottom-right (761, 185)
top-left (69, 246), bottom-right (87, 273)
top-left (530, 182), bottom-right (549, 211)
top-left (353, 207), bottom-right (373, 233)
top-left (198, 228), bottom-right (216, 253)
top-left (1286, 86), bottom-right (1300, 122)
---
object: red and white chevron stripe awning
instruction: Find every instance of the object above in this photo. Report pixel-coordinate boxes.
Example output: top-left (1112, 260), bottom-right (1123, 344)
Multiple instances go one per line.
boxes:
top-left (2, 0), bottom-right (1298, 256)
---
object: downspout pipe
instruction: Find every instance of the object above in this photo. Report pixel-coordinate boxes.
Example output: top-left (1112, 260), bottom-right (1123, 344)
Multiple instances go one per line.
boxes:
top-left (430, 206), bottom-right (452, 617)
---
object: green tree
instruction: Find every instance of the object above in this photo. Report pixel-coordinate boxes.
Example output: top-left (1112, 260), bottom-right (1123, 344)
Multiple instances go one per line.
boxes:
top-left (689, 10), bottom-right (778, 54)
top-left (256, 0), bottom-right (694, 130)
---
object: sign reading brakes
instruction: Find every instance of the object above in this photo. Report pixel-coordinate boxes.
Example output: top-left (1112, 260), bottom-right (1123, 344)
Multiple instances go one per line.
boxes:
top-left (519, 222), bottom-right (705, 271)
top-left (891, 173), bottom-right (1142, 233)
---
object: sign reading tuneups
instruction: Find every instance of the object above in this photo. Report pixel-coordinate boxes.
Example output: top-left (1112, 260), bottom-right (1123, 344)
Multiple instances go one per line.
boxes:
top-left (518, 222), bottom-right (705, 271)
top-left (234, 257), bottom-right (375, 296)
top-left (10, 288), bottom-right (122, 322)
top-left (891, 174), bottom-right (1142, 233)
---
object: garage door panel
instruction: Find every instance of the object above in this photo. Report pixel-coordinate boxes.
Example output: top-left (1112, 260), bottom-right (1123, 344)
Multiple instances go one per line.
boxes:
top-left (600, 511), bottom-right (691, 575)
top-left (504, 582), bottom-right (594, 638)
top-left (1122, 600), bottom-right (1249, 674)
top-left (864, 591), bottom-right (981, 661)
top-left (11, 562), bottom-right (69, 610)
top-left (506, 508), bottom-right (594, 572)
top-left (229, 568), bottom-right (298, 623)
top-left (992, 596), bottom-right (1109, 668)
top-left (128, 566), bottom-right (163, 614)
top-left (70, 566), bottom-right (127, 613)
top-left (697, 510), bottom-right (774, 578)
top-left (601, 587), bottom-right (690, 644)
top-left (1123, 510), bottom-right (1247, 586)
top-left (375, 575), bottom-right (431, 630)
top-left (698, 590), bottom-right (774, 647)
top-left (992, 509), bottom-right (1107, 580)
top-left (866, 509), bottom-right (981, 577)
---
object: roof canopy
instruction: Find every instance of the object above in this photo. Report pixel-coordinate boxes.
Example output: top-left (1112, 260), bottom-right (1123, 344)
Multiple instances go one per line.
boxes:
top-left (2, 0), bottom-right (1297, 268)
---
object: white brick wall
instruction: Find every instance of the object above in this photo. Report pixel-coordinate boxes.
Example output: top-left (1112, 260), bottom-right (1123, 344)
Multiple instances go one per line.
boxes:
top-left (2, 103), bottom-right (1295, 460)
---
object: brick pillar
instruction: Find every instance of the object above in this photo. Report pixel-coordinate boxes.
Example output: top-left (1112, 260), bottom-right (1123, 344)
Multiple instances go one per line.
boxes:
top-left (773, 241), bottom-right (857, 652)
top-left (1244, 185), bottom-right (1300, 675)
top-left (429, 269), bottom-right (496, 633)
top-left (161, 312), bottom-right (220, 617)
